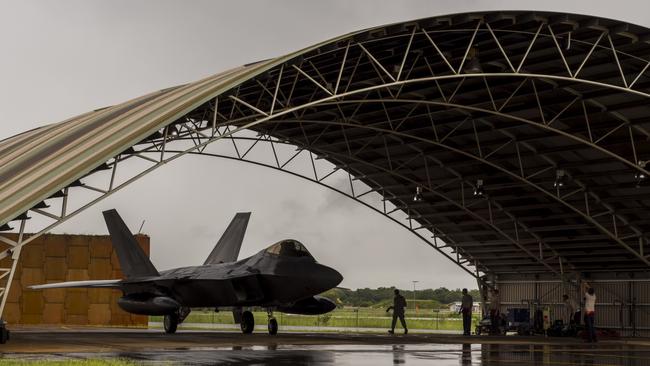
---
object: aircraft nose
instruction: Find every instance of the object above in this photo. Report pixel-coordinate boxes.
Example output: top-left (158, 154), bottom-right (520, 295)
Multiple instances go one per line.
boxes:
top-left (316, 264), bottom-right (343, 290)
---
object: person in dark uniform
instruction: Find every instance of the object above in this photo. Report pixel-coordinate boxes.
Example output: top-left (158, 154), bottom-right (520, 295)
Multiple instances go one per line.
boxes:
top-left (386, 289), bottom-right (408, 334)
top-left (460, 288), bottom-right (473, 336)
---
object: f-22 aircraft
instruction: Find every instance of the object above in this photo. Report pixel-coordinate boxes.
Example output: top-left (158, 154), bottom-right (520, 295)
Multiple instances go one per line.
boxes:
top-left (30, 209), bottom-right (343, 335)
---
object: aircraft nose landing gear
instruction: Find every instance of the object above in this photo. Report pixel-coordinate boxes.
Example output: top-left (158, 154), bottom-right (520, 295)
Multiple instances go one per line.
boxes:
top-left (163, 307), bottom-right (190, 334)
top-left (267, 310), bottom-right (278, 335)
top-left (240, 310), bottom-right (255, 334)
top-left (163, 313), bottom-right (179, 334)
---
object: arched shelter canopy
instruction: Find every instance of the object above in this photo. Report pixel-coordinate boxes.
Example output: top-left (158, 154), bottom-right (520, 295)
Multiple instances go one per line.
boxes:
top-left (1, 11), bottom-right (649, 280)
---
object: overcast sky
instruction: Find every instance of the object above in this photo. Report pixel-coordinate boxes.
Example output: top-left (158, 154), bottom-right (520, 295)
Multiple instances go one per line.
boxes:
top-left (1, 0), bottom-right (648, 291)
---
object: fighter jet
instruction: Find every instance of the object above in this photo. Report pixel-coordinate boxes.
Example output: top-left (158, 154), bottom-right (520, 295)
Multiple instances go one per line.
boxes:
top-left (30, 209), bottom-right (343, 335)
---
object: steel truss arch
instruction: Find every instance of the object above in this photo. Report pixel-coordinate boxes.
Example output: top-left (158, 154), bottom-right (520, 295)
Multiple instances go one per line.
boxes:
top-left (164, 148), bottom-right (484, 280)
top-left (219, 74), bottom-right (650, 267)
top-left (244, 117), bottom-right (649, 268)
top-left (2, 10), bottom-right (650, 327)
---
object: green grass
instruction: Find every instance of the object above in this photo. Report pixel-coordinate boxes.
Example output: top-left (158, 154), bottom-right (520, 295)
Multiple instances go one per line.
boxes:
top-left (151, 308), bottom-right (481, 331)
top-left (0, 360), bottom-right (140, 366)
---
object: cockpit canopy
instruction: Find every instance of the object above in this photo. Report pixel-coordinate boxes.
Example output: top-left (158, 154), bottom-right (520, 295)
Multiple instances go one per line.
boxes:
top-left (265, 240), bottom-right (313, 258)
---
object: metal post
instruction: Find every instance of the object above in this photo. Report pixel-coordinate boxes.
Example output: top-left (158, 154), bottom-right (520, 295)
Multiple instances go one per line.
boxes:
top-left (412, 280), bottom-right (418, 315)
top-left (0, 219), bottom-right (25, 320)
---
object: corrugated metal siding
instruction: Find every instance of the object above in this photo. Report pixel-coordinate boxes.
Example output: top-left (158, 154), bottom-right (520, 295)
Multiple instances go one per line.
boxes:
top-left (496, 280), bottom-right (650, 337)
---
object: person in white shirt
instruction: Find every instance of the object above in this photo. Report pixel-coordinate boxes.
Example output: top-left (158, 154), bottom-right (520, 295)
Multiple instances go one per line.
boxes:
top-left (582, 282), bottom-right (597, 342)
top-left (562, 294), bottom-right (578, 325)
top-left (489, 288), bottom-right (501, 335)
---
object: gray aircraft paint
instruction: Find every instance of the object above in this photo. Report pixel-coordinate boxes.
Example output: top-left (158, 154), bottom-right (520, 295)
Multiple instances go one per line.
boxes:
top-left (31, 210), bottom-right (342, 321)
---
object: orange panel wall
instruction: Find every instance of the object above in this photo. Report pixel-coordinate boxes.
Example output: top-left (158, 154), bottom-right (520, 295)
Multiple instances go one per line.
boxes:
top-left (0, 233), bottom-right (150, 327)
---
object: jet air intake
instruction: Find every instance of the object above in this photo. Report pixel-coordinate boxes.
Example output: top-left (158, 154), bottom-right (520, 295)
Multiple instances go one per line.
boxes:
top-left (117, 295), bottom-right (180, 315)
top-left (277, 296), bottom-right (336, 315)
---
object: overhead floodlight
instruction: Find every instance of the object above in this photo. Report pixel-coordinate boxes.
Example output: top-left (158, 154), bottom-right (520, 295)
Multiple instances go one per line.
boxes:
top-left (635, 160), bottom-right (647, 188)
top-left (166, 125), bottom-right (179, 137)
top-left (554, 169), bottom-right (566, 188)
top-left (473, 179), bottom-right (484, 196)
top-left (464, 57), bottom-right (482, 74)
top-left (413, 186), bottom-right (423, 202)
top-left (464, 46), bottom-right (482, 74)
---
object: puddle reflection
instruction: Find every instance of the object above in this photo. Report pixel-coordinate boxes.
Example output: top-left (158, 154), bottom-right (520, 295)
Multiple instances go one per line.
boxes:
top-left (3, 342), bottom-right (650, 365)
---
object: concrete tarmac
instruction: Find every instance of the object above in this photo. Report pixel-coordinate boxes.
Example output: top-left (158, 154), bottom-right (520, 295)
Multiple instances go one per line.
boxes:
top-left (2, 328), bottom-right (650, 365)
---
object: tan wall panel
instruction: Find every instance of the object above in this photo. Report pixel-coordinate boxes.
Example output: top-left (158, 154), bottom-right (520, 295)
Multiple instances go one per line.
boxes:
top-left (65, 315), bottom-right (89, 325)
top-left (22, 244), bottom-right (43, 268)
top-left (7, 279), bottom-right (21, 303)
top-left (21, 314), bottom-right (43, 324)
top-left (90, 241), bottom-right (112, 258)
top-left (67, 246), bottom-right (89, 269)
top-left (1, 233), bottom-right (150, 327)
top-left (44, 257), bottom-right (66, 280)
top-left (42, 303), bottom-right (64, 324)
top-left (20, 268), bottom-right (43, 287)
top-left (66, 269), bottom-right (89, 282)
top-left (22, 291), bottom-right (44, 315)
top-left (44, 239), bottom-right (66, 257)
top-left (88, 288), bottom-right (112, 304)
top-left (88, 304), bottom-right (111, 324)
top-left (88, 258), bottom-right (111, 279)
top-left (42, 287), bottom-right (65, 303)
top-left (3, 303), bottom-right (20, 324)
top-left (65, 290), bottom-right (88, 315)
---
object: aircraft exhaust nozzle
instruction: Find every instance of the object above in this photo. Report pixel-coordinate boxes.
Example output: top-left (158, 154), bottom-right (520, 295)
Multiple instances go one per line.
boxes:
top-left (117, 295), bottom-right (180, 315)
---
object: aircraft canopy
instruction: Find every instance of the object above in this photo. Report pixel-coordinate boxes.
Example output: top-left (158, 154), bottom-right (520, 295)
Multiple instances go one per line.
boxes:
top-left (265, 240), bottom-right (313, 258)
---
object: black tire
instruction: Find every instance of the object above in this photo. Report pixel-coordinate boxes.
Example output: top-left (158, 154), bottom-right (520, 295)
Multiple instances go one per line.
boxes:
top-left (241, 311), bottom-right (254, 334)
top-left (268, 318), bottom-right (278, 335)
top-left (164, 314), bottom-right (179, 334)
top-left (0, 328), bottom-right (8, 344)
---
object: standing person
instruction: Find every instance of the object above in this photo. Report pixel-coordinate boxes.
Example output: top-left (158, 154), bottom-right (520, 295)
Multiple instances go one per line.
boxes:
top-left (460, 288), bottom-right (474, 336)
top-left (386, 289), bottom-right (408, 334)
top-left (489, 288), bottom-right (501, 335)
top-left (562, 294), bottom-right (578, 325)
top-left (582, 282), bottom-right (597, 342)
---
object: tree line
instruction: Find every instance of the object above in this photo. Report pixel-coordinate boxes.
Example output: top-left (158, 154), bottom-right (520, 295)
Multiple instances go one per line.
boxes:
top-left (323, 287), bottom-right (481, 308)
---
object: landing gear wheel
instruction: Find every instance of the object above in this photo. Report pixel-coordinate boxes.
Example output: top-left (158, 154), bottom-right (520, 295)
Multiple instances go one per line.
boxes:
top-left (164, 314), bottom-right (179, 334)
top-left (0, 325), bottom-right (9, 344)
top-left (241, 311), bottom-right (254, 334)
top-left (268, 318), bottom-right (278, 335)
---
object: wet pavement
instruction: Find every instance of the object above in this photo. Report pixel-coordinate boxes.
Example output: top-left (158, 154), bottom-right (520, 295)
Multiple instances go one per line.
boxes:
top-left (2, 330), bottom-right (650, 365)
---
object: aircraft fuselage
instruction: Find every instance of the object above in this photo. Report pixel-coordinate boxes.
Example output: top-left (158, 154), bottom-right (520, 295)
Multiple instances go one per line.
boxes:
top-left (118, 247), bottom-right (342, 314)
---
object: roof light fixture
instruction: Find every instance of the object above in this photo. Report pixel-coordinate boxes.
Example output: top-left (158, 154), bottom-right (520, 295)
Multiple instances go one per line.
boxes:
top-left (635, 161), bottom-right (647, 188)
top-left (464, 46), bottom-right (482, 74)
top-left (473, 179), bottom-right (484, 196)
top-left (413, 186), bottom-right (423, 202)
top-left (554, 169), bottom-right (566, 188)
top-left (166, 125), bottom-right (179, 137)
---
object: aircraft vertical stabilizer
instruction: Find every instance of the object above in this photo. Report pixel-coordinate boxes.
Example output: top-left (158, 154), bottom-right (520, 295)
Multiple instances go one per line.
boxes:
top-left (102, 209), bottom-right (159, 278)
top-left (204, 212), bottom-right (251, 264)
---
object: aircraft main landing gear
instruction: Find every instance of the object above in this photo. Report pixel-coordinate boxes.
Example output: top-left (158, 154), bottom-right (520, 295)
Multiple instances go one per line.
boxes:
top-left (241, 310), bottom-right (254, 334)
top-left (267, 310), bottom-right (278, 335)
top-left (0, 321), bottom-right (9, 344)
top-left (164, 313), bottom-right (179, 334)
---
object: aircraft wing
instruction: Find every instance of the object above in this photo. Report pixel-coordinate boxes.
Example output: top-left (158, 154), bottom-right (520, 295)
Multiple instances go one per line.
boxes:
top-left (204, 212), bottom-right (251, 265)
top-left (29, 279), bottom-right (122, 290)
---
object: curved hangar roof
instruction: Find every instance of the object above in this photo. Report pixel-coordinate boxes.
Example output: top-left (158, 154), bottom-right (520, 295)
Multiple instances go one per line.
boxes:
top-left (1, 11), bottom-right (650, 276)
